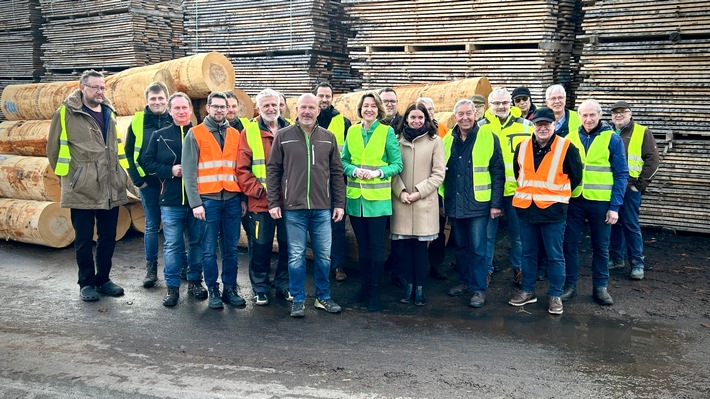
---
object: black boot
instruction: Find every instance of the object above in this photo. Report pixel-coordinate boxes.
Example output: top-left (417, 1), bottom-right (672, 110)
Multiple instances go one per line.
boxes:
top-left (414, 286), bottom-right (426, 306)
top-left (368, 261), bottom-right (384, 311)
top-left (143, 260), bottom-right (158, 288)
top-left (350, 262), bottom-right (371, 304)
top-left (399, 284), bottom-right (414, 303)
top-left (163, 287), bottom-right (179, 307)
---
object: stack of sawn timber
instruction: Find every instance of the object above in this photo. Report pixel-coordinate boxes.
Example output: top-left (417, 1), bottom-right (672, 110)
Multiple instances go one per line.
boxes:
top-left (0, 0), bottom-right (45, 122)
top-left (575, 0), bottom-right (710, 233)
top-left (183, 0), bottom-right (360, 96)
top-left (37, 0), bottom-right (186, 83)
top-left (342, 0), bottom-right (584, 107)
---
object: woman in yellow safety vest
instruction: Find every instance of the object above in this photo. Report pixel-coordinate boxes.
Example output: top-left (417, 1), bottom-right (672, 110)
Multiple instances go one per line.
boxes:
top-left (341, 92), bottom-right (403, 311)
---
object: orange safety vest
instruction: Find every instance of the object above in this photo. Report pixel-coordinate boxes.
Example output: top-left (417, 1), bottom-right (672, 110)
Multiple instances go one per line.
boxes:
top-left (512, 136), bottom-right (572, 209)
top-left (192, 123), bottom-right (241, 195)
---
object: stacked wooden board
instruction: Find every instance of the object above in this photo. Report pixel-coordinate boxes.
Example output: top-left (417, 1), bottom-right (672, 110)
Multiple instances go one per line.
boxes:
top-left (0, 0), bottom-right (44, 121)
top-left (342, 0), bottom-right (584, 106)
top-left (574, 0), bottom-right (710, 144)
top-left (183, 0), bottom-right (359, 96)
top-left (37, 0), bottom-right (185, 81)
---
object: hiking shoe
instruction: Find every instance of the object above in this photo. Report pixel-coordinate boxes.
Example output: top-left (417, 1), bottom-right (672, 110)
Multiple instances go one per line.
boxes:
top-left (163, 287), bottom-right (179, 307)
top-left (513, 269), bottom-right (522, 286)
top-left (593, 286), bottom-right (614, 306)
top-left (187, 280), bottom-right (208, 300)
top-left (560, 284), bottom-right (577, 302)
top-left (143, 261), bottom-right (158, 288)
top-left (469, 292), bottom-right (486, 308)
top-left (290, 302), bottom-right (305, 317)
top-left (508, 290), bottom-right (537, 307)
top-left (80, 285), bottom-right (99, 302)
top-left (254, 292), bottom-right (269, 306)
top-left (335, 268), bottom-right (348, 281)
top-left (222, 287), bottom-right (246, 307)
top-left (95, 280), bottom-right (124, 297)
top-left (208, 286), bottom-right (223, 309)
top-left (548, 296), bottom-right (563, 315)
top-left (448, 283), bottom-right (471, 297)
top-left (630, 267), bottom-right (644, 280)
top-left (608, 260), bottom-right (625, 270)
top-left (314, 298), bottom-right (342, 313)
top-left (279, 288), bottom-right (293, 302)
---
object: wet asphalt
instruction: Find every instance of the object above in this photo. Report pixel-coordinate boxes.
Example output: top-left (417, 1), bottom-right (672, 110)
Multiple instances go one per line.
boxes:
top-left (0, 232), bottom-right (708, 398)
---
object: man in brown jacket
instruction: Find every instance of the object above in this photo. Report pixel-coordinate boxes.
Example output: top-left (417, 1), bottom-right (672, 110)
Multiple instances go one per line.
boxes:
top-left (267, 93), bottom-right (346, 317)
top-left (47, 70), bottom-right (130, 302)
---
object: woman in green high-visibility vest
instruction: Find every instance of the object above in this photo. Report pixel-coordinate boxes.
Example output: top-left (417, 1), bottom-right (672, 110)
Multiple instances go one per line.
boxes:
top-left (341, 92), bottom-right (403, 311)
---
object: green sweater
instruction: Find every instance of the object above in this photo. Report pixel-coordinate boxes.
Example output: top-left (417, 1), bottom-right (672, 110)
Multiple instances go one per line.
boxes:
top-left (341, 120), bottom-right (403, 217)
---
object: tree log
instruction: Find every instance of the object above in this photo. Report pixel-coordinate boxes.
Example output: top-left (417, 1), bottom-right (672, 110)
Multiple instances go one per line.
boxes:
top-left (0, 155), bottom-right (60, 202)
top-left (0, 199), bottom-right (74, 248)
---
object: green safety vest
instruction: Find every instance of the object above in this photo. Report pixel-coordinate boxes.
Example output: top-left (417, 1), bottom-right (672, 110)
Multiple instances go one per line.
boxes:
top-left (245, 121), bottom-right (267, 191)
top-left (54, 104), bottom-right (129, 176)
top-left (131, 111), bottom-right (146, 177)
top-left (478, 108), bottom-right (532, 196)
top-left (345, 123), bottom-right (390, 201)
top-left (328, 114), bottom-right (345, 152)
top-left (439, 128), bottom-right (494, 202)
top-left (567, 129), bottom-right (613, 201)
top-left (627, 123), bottom-right (646, 178)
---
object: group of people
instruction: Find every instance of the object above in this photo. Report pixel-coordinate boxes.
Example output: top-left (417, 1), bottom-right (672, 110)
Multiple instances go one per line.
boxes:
top-left (46, 70), bottom-right (659, 317)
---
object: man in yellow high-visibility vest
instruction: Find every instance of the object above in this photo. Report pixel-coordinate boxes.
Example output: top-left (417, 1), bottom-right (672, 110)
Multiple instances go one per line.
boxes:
top-left (608, 101), bottom-right (660, 281)
top-left (47, 69), bottom-right (131, 302)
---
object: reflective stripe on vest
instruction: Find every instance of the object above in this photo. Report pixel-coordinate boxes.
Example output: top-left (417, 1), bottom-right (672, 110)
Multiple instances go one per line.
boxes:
top-left (345, 123), bottom-right (390, 201)
top-left (480, 113), bottom-right (533, 197)
top-left (193, 123), bottom-right (241, 194)
top-left (54, 104), bottom-right (128, 176)
top-left (627, 123), bottom-right (646, 178)
top-left (439, 129), bottom-right (494, 202)
top-left (567, 129), bottom-right (613, 201)
top-left (513, 136), bottom-right (572, 209)
top-left (131, 111), bottom-right (146, 177)
top-left (245, 121), bottom-right (267, 190)
top-left (328, 114), bottom-right (345, 153)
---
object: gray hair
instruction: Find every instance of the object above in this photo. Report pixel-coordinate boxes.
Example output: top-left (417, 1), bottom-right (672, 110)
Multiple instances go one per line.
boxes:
top-left (488, 88), bottom-right (511, 103)
top-left (577, 99), bottom-right (603, 117)
top-left (453, 98), bottom-right (475, 114)
top-left (256, 88), bottom-right (281, 107)
top-left (79, 69), bottom-right (104, 85)
top-left (545, 84), bottom-right (566, 100)
top-left (417, 97), bottom-right (434, 108)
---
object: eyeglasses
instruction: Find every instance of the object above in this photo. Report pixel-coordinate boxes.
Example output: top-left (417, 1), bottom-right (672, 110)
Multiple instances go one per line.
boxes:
top-left (490, 101), bottom-right (510, 106)
top-left (548, 96), bottom-right (565, 102)
top-left (209, 104), bottom-right (227, 110)
top-left (382, 100), bottom-right (398, 105)
top-left (611, 110), bottom-right (630, 115)
top-left (84, 84), bottom-right (106, 92)
top-left (514, 97), bottom-right (529, 103)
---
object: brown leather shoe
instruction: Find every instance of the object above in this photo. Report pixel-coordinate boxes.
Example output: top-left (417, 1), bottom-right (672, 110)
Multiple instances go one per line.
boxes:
top-left (513, 269), bottom-right (522, 286)
top-left (335, 268), bottom-right (348, 281)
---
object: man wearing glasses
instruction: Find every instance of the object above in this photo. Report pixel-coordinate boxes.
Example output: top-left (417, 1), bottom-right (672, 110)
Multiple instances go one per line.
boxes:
top-left (544, 84), bottom-right (581, 138)
top-left (379, 87), bottom-right (403, 128)
top-left (182, 92), bottom-right (247, 310)
top-left (47, 70), bottom-right (131, 302)
top-left (607, 101), bottom-right (659, 280)
top-left (477, 88), bottom-right (533, 287)
top-left (511, 86), bottom-right (536, 120)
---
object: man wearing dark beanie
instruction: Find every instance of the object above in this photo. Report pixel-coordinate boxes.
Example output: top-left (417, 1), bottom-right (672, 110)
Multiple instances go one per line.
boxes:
top-left (512, 86), bottom-right (536, 120)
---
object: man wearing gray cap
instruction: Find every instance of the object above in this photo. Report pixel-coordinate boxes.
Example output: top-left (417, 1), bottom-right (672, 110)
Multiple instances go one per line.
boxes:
top-left (511, 86), bottom-right (536, 120)
top-left (508, 107), bottom-right (582, 315)
top-left (607, 101), bottom-right (660, 280)
top-left (471, 95), bottom-right (486, 121)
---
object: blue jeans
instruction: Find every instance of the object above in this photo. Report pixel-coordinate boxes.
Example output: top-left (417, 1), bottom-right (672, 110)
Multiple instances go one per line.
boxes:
top-left (201, 196), bottom-right (241, 289)
top-left (563, 198), bottom-right (611, 288)
top-left (451, 216), bottom-right (489, 293)
top-left (161, 206), bottom-right (204, 287)
top-left (284, 209), bottom-right (332, 303)
top-left (248, 211), bottom-right (289, 294)
top-left (486, 196), bottom-right (522, 273)
top-left (140, 184), bottom-right (161, 264)
top-left (519, 219), bottom-right (566, 296)
top-left (609, 189), bottom-right (645, 269)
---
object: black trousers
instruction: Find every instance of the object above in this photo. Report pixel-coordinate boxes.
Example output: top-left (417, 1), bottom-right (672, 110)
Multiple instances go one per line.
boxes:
top-left (248, 211), bottom-right (289, 293)
top-left (71, 207), bottom-right (119, 288)
top-left (350, 215), bottom-right (388, 289)
top-left (398, 238), bottom-right (430, 287)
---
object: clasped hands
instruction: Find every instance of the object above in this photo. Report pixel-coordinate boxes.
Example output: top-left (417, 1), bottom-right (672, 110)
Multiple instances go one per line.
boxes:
top-left (399, 190), bottom-right (422, 204)
top-left (354, 167), bottom-right (382, 180)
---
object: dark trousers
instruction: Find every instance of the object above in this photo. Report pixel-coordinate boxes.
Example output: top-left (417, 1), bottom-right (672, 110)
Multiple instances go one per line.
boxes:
top-left (71, 207), bottom-right (119, 288)
top-left (428, 214), bottom-right (447, 268)
top-left (350, 215), bottom-right (388, 290)
top-left (248, 211), bottom-right (289, 294)
top-left (398, 238), bottom-right (429, 287)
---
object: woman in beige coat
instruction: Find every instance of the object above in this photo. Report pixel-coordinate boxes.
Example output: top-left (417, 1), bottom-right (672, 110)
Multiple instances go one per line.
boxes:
top-left (391, 102), bottom-right (446, 306)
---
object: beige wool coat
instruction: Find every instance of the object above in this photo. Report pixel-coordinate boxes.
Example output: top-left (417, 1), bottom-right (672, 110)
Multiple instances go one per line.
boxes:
top-left (390, 132), bottom-right (446, 237)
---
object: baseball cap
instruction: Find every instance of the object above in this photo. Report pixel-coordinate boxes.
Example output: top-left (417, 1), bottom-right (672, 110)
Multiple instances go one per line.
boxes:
top-left (511, 86), bottom-right (531, 99)
top-left (531, 107), bottom-right (555, 123)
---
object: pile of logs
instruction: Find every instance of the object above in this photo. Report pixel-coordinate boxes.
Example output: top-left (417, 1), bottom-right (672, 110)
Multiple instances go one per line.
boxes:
top-left (183, 0), bottom-right (359, 96)
top-left (37, 0), bottom-right (185, 81)
top-left (342, 0), bottom-right (584, 106)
